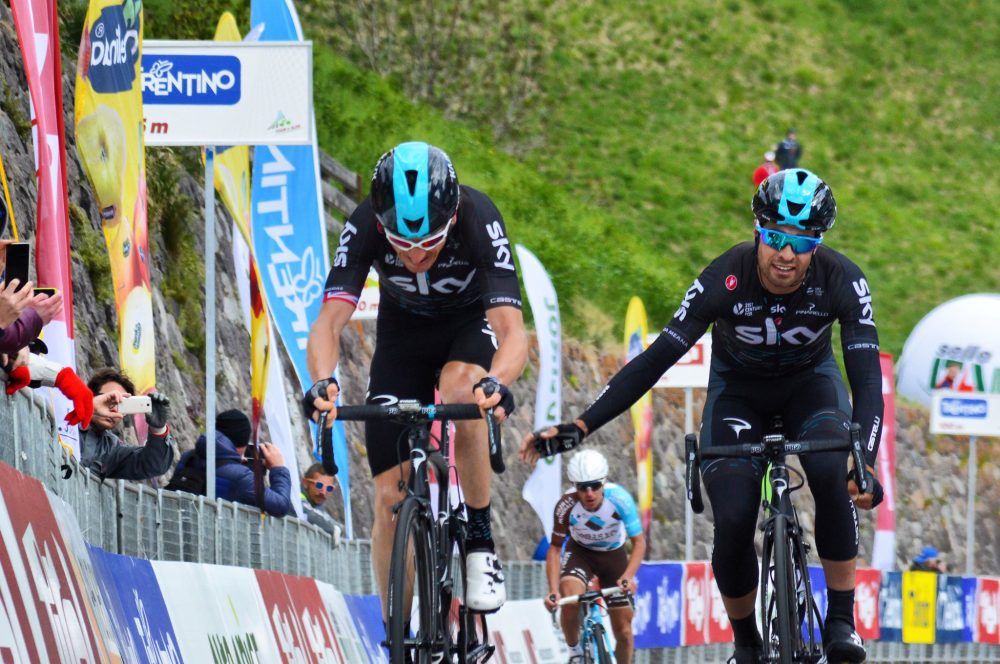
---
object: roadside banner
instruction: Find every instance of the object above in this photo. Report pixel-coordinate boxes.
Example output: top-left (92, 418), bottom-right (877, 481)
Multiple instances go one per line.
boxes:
top-left (624, 296), bottom-right (654, 534)
top-left (250, 0), bottom-right (352, 535)
top-left (633, 562), bottom-right (683, 648)
top-left (854, 567), bottom-right (881, 641)
top-left (977, 577), bottom-right (999, 644)
top-left (879, 571), bottom-right (904, 642)
top-left (653, 333), bottom-right (712, 389)
top-left (490, 599), bottom-right (564, 662)
top-left (516, 245), bottom-right (563, 538)
top-left (682, 561), bottom-right (709, 645)
top-left (962, 576), bottom-right (978, 643)
top-left (872, 353), bottom-right (898, 571)
top-left (141, 41), bottom-right (312, 146)
top-left (342, 594), bottom-right (388, 663)
top-left (936, 575), bottom-right (969, 643)
top-left (930, 392), bottom-right (1000, 437)
top-left (902, 570), bottom-right (938, 644)
top-left (10, 0), bottom-right (80, 452)
top-left (74, 0), bottom-right (156, 398)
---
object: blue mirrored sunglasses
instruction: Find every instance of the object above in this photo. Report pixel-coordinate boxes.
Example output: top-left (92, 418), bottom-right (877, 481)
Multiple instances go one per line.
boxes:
top-left (313, 481), bottom-right (336, 493)
top-left (755, 224), bottom-right (823, 254)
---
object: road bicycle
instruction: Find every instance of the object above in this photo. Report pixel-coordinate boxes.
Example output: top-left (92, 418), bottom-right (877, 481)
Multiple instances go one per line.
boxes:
top-left (553, 586), bottom-right (631, 664)
top-left (685, 418), bottom-right (869, 663)
top-left (333, 399), bottom-right (503, 663)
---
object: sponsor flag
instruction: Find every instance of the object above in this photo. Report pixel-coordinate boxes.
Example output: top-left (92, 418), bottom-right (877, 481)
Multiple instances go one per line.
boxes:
top-left (624, 296), bottom-right (654, 535)
top-left (633, 562), bottom-right (683, 648)
top-left (74, 0), bottom-right (156, 398)
top-left (209, 13), bottom-right (272, 449)
top-left (803, 565), bottom-right (827, 642)
top-left (516, 245), bottom-right (563, 538)
top-left (250, 0), bottom-right (352, 535)
top-left (682, 561), bottom-right (709, 645)
top-left (872, 352), bottom-right (898, 571)
top-left (902, 570), bottom-right (937, 644)
top-left (10, 0), bottom-right (81, 451)
top-left (854, 567), bottom-right (881, 641)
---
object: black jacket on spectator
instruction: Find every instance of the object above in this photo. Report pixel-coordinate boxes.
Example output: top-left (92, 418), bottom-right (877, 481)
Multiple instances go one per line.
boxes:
top-left (173, 432), bottom-right (292, 518)
top-left (80, 426), bottom-right (174, 480)
top-left (775, 138), bottom-right (803, 169)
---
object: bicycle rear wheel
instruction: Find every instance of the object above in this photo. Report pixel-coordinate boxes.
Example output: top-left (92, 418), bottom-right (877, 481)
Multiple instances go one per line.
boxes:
top-left (771, 516), bottom-right (799, 663)
top-left (387, 498), bottom-right (437, 664)
top-left (588, 623), bottom-right (614, 664)
top-left (444, 532), bottom-right (492, 661)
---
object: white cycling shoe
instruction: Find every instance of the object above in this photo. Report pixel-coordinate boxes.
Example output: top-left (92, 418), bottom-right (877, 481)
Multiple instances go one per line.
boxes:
top-left (465, 550), bottom-right (506, 613)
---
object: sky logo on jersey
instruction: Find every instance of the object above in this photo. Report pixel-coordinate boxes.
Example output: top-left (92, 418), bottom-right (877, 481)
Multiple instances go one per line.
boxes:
top-left (940, 398), bottom-right (988, 418)
top-left (141, 55), bottom-right (241, 105)
top-left (85, 2), bottom-right (141, 93)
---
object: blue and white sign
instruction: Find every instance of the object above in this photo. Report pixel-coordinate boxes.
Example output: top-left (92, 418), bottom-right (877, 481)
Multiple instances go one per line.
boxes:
top-left (142, 54), bottom-right (241, 105)
top-left (142, 40), bottom-right (312, 146)
top-left (936, 575), bottom-right (971, 643)
top-left (930, 392), bottom-right (1000, 437)
top-left (633, 562), bottom-right (683, 648)
top-left (879, 571), bottom-right (904, 642)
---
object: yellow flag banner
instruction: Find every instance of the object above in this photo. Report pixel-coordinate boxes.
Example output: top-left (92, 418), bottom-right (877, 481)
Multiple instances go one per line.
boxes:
top-left (624, 296), bottom-right (654, 533)
top-left (210, 12), bottom-right (271, 443)
top-left (902, 570), bottom-right (938, 644)
top-left (74, 0), bottom-right (155, 393)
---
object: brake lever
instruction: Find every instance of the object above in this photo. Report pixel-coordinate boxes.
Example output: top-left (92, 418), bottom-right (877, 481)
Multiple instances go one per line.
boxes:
top-left (849, 423), bottom-right (869, 494)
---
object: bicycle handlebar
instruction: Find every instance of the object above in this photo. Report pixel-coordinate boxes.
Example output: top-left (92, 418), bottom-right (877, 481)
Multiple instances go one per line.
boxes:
top-left (556, 586), bottom-right (627, 607)
top-left (337, 402), bottom-right (483, 421)
top-left (684, 423), bottom-right (870, 513)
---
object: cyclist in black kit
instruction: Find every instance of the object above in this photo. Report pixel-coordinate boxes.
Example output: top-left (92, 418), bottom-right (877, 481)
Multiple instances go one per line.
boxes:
top-left (305, 142), bottom-right (528, 617)
top-left (522, 169), bottom-right (884, 663)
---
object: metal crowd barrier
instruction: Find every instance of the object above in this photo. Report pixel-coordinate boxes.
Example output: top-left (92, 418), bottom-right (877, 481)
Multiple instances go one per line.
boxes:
top-left (2, 390), bottom-right (998, 661)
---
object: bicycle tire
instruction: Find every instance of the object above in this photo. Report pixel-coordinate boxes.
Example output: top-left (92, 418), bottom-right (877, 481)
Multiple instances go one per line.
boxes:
top-left (772, 516), bottom-right (798, 663)
top-left (387, 498), bottom-right (437, 664)
top-left (445, 531), bottom-right (492, 662)
top-left (590, 623), bottom-right (614, 664)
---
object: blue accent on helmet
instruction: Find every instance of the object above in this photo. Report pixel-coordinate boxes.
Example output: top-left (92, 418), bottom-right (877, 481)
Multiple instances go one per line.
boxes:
top-left (777, 169), bottom-right (822, 229)
top-left (391, 142), bottom-right (431, 238)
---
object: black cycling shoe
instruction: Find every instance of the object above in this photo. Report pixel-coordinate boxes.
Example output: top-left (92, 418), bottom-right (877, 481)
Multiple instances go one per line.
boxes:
top-left (823, 618), bottom-right (866, 662)
top-left (727, 645), bottom-right (763, 664)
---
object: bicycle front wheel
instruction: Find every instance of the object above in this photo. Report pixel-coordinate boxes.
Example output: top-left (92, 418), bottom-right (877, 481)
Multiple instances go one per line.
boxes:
top-left (588, 623), bottom-right (614, 664)
top-left (387, 498), bottom-right (437, 664)
top-left (771, 516), bottom-right (798, 663)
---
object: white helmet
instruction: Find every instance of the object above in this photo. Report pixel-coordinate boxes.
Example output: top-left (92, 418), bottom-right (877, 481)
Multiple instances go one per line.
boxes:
top-left (567, 450), bottom-right (609, 484)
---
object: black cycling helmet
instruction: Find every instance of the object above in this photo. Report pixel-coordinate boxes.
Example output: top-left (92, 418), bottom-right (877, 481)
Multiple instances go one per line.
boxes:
top-left (752, 168), bottom-right (837, 232)
top-left (370, 141), bottom-right (459, 239)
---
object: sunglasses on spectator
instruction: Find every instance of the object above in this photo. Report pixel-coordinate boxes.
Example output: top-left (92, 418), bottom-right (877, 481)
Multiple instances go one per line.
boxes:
top-left (383, 216), bottom-right (455, 252)
top-left (313, 481), bottom-right (336, 493)
top-left (755, 223), bottom-right (823, 254)
top-left (575, 481), bottom-right (604, 492)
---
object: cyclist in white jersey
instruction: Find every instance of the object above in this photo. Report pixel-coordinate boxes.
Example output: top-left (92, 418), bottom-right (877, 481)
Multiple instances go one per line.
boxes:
top-left (544, 450), bottom-right (646, 663)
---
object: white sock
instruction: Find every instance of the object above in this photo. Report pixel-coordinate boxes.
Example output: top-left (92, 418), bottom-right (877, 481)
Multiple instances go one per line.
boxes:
top-left (568, 642), bottom-right (583, 655)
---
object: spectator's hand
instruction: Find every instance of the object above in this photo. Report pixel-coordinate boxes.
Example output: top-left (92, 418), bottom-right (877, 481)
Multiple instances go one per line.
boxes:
top-left (259, 441), bottom-right (284, 469)
top-left (146, 392), bottom-right (170, 434)
top-left (544, 591), bottom-right (561, 612)
top-left (91, 391), bottom-right (128, 430)
top-left (5, 365), bottom-right (30, 394)
top-left (11, 347), bottom-right (28, 370)
top-left (0, 279), bottom-right (32, 328)
top-left (28, 291), bottom-right (63, 326)
top-left (302, 378), bottom-right (338, 426)
top-left (848, 464), bottom-right (884, 510)
top-left (54, 367), bottom-right (94, 428)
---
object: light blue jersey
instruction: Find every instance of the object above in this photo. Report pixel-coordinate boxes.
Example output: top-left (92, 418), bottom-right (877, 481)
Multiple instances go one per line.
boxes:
top-left (551, 482), bottom-right (642, 552)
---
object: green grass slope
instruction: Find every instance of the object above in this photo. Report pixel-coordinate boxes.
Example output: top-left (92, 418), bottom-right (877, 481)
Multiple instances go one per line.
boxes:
top-left (141, 0), bottom-right (999, 356)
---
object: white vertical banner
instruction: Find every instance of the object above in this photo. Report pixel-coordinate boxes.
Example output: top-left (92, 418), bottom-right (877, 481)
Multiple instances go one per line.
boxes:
top-left (515, 245), bottom-right (562, 538)
top-left (233, 232), bottom-right (303, 517)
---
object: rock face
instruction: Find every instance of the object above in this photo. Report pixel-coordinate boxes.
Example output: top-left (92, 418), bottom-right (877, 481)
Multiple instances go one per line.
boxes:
top-left (1, 5), bottom-right (996, 575)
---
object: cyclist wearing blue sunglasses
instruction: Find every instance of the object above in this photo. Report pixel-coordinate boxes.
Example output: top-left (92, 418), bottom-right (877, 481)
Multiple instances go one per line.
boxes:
top-left (524, 168), bottom-right (884, 664)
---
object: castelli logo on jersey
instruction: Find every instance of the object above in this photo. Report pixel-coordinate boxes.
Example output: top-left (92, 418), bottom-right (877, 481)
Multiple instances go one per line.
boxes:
top-left (725, 275), bottom-right (737, 291)
top-left (87, 2), bottom-right (141, 94)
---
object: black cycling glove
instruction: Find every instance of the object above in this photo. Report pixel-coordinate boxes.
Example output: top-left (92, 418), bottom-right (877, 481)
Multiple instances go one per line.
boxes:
top-left (848, 466), bottom-right (884, 508)
top-left (473, 376), bottom-right (516, 416)
top-left (302, 377), bottom-right (339, 420)
top-left (532, 422), bottom-right (586, 457)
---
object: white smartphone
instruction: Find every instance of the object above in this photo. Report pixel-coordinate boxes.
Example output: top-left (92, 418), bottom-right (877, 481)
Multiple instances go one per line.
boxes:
top-left (117, 395), bottom-right (152, 415)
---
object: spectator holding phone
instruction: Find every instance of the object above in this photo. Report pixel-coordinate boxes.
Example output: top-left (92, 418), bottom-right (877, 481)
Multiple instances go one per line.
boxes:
top-left (81, 368), bottom-right (174, 480)
top-left (0, 240), bottom-right (64, 354)
top-left (170, 409), bottom-right (292, 518)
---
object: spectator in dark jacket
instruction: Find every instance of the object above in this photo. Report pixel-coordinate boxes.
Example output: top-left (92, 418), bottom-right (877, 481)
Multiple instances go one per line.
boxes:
top-left (81, 368), bottom-right (174, 480)
top-left (910, 546), bottom-right (945, 573)
top-left (775, 128), bottom-right (803, 169)
top-left (173, 409), bottom-right (292, 518)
